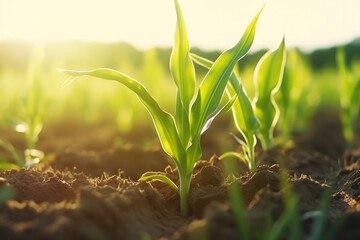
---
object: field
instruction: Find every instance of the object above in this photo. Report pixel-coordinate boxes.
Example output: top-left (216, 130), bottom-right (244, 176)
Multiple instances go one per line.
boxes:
top-left (1, 5), bottom-right (360, 239)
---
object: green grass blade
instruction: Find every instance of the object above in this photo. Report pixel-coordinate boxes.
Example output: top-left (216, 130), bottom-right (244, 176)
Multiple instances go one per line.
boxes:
top-left (190, 8), bottom-right (262, 140)
top-left (254, 37), bottom-right (286, 149)
top-left (60, 68), bottom-right (185, 163)
top-left (224, 159), bottom-right (250, 240)
top-left (139, 174), bottom-right (179, 194)
top-left (170, 0), bottom-right (195, 147)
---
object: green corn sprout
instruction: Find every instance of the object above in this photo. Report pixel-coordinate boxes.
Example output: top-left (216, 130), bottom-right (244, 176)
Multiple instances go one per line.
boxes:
top-left (23, 45), bottom-right (45, 166)
top-left (191, 38), bottom-right (285, 171)
top-left (190, 54), bottom-right (260, 171)
top-left (336, 47), bottom-right (360, 146)
top-left (0, 45), bottom-right (45, 169)
top-left (61, 0), bottom-right (262, 215)
top-left (0, 137), bottom-right (23, 169)
top-left (253, 38), bottom-right (286, 150)
top-left (12, 45), bottom-right (45, 167)
top-left (278, 48), bottom-right (310, 145)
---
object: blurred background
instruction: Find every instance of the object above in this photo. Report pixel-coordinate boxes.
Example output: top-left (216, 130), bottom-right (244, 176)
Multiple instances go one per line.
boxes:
top-left (0, 0), bottom-right (359, 150)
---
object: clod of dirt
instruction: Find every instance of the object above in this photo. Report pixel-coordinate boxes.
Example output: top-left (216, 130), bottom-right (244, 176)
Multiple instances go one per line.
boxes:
top-left (192, 164), bottom-right (224, 188)
top-left (332, 170), bottom-right (360, 210)
top-left (342, 148), bottom-right (360, 170)
top-left (189, 185), bottom-right (228, 218)
top-left (0, 108), bottom-right (359, 239)
top-left (171, 202), bottom-right (239, 240)
top-left (333, 212), bottom-right (360, 240)
top-left (241, 164), bottom-right (280, 206)
top-left (0, 169), bottom-right (75, 203)
top-left (292, 175), bottom-right (328, 213)
top-left (49, 144), bottom-right (171, 180)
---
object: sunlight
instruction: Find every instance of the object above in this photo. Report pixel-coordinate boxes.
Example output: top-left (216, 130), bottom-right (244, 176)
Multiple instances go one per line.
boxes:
top-left (0, 0), bottom-right (359, 50)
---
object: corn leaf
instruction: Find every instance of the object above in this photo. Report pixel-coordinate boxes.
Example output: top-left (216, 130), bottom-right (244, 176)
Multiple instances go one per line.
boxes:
top-left (219, 151), bottom-right (247, 163)
top-left (228, 72), bottom-right (260, 138)
top-left (278, 49), bottom-right (310, 142)
top-left (254, 38), bottom-right (286, 149)
top-left (139, 174), bottom-right (179, 194)
top-left (60, 68), bottom-right (185, 162)
top-left (190, 8), bottom-right (262, 140)
top-left (170, 0), bottom-right (195, 111)
top-left (170, 0), bottom-right (195, 147)
top-left (201, 93), bottom-right (237, 135)
top-left (0, 138), bottom-right (24, 167)
top-left (190, 53), bottom-right (260, 138)
top-left (0, 161), bottom-right (20, 170)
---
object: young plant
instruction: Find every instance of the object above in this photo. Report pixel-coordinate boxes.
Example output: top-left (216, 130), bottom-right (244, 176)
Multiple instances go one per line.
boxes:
top-left (0, 45), bottom-right (45, 169)
top-left (336, 46), bottom-right (360, 146)
top-left (61, 0), bottom-right (262, 215)
top-left (0, 137), bottom-right (23, 169)
top-left (278, 48), bottom-right (311, 145)
top-left (191, 38), bottom-right (285, 171)
top-left (9, 45), bottom-right (45, 167)
top-left (190, 54), bottom-right (260, 171)
top-left (253, 38), bottom-right (286, 150)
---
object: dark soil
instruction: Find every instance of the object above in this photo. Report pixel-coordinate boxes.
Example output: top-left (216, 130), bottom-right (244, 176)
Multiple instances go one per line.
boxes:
top-left (0, 110), bottom-right (359, 239)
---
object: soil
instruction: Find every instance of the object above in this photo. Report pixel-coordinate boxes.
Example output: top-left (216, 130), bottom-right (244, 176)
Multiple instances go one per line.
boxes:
top-left (0, 109), bottom-right (360, 240)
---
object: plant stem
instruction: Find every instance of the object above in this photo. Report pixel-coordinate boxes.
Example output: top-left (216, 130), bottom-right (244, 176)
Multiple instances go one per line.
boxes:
top-left (247, 134), bottom-right (256, 172)
top-left (179, 171), bottom-right (192, 216)
top-left (248, 144), bottom-right (255, 172)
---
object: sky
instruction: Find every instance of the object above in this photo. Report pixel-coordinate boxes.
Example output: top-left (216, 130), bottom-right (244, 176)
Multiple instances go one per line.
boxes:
top-left (0, 0), bottom-right (359, 51)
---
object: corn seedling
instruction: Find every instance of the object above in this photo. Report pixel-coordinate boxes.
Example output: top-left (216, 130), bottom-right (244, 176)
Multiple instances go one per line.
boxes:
top-left (253, 38), bottom-right (286, 149)
top-left (190, 54), bottom-right (259, 171)
top-left (278, 48), bottom-right (311, 145)
top-left (8, 45), bottom-right (45, 167)
top-left (191, 39), bottom-right (285, 171)
top-left (0, 137), bottom-right (23, 169)
top-left (223, 158), bottom-right (250, 240)
top-left (336, 47), bottom-right (360, 146)
top-left (61, 0), bottom-right (262, 215)
top-left (264, 168), bottom-right (303, 240)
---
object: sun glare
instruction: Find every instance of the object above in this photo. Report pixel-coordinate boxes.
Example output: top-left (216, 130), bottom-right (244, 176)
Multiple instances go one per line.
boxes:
top-left (0, 0), bottom-right (359, 50)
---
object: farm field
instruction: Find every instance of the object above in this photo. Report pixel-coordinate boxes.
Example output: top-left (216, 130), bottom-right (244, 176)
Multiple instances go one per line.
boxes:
top-left (1, 1), bottom-right (360, 239)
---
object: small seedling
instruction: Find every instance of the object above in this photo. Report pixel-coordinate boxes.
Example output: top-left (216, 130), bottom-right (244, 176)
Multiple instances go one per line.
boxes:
top-left (2, 45), bottom-right (45, 169)
top-left (0, 137), bottom-right (44, 169)
top-left (191, 39), bottom-right (285, 171)
top-left (278, 48), bottom-right (311, 145)
top-left (61, 0), bottom-right (262, 215)
top-left (336, 46), bottom-right (360, 146)
top-left (0, 137), bottom-right (22, 169)
top-left (190, 54), bottom-right (259, 171)
top-left (253, 38), bottom-right (286, 150)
